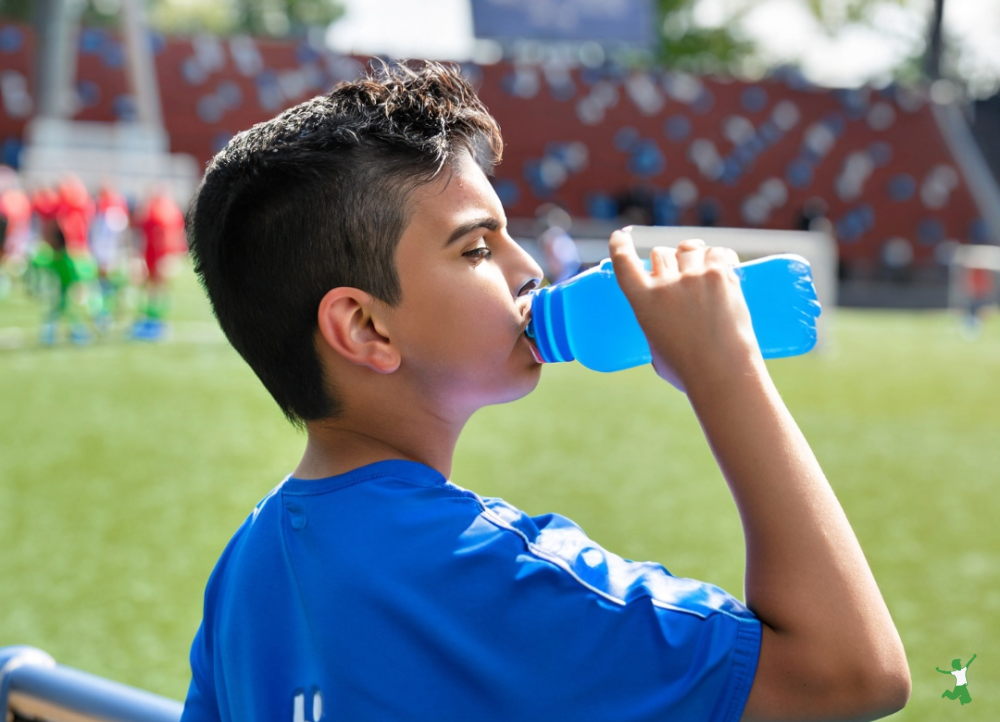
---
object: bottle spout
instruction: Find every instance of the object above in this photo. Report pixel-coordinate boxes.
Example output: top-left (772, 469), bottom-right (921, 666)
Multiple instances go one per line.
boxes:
top-left (527, 284), bottom-right (575, 364)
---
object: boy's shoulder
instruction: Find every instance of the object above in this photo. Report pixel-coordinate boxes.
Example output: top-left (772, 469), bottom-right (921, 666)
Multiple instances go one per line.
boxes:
top-left (188, 460), bottom-right (761, 722)
top-left (210, 460), bottom-right (757, 626)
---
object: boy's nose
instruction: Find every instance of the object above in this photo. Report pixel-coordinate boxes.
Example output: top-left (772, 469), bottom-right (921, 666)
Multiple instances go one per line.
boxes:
top-left (507, 240), bottom-right (544, 298)
top-left (517, 277), bottom-right (540, 297)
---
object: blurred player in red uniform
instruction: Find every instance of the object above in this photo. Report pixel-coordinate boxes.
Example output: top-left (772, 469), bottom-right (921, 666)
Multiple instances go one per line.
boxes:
top-left (133, 187), bottom-right (185, 340)
top-left (963, 266), bottom-right (996, 338)
top-left (0, 167), bottom-right (33, 300)
top-left (28, 185), bottom-right (60, 297)
top-left (91, 183), bottom-right (131, 331)
top-left (34, 177), bottom-right (99, 344)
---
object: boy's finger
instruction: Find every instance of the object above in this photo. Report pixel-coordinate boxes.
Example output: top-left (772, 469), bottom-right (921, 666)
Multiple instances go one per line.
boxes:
top-left (707, 245), bottom-right (740, 267)
top-left (676, 243), bottom-right (706, 273)
top-left (609, 228), bottom-right (647, 292)
top-left (706, 246), bottom-right (742, 281)
top-left (677, 238), bottom-right (705, 252)
top-left (650, 246), bottom-right (678, 277)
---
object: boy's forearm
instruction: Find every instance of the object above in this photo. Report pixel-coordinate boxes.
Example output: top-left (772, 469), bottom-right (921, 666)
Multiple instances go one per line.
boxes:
top-left (606, 231), bottom-right (907, 716)
top-left (686, 359), bottom-right (907, 700)
top-left (687, 359), bottom-right (861, 621)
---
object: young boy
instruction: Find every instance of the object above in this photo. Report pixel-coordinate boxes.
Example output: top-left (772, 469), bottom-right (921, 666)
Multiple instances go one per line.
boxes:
top-left (181, 62), bottom-right (909, 722)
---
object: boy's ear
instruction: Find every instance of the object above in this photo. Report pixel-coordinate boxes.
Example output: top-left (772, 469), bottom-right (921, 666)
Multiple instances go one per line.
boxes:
top-left (317, 288), bottom-right (400, 374)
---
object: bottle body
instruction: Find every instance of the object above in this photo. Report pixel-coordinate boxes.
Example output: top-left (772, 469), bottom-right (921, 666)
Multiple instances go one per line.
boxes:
top-left (527, 254), bottom-right (822, 373)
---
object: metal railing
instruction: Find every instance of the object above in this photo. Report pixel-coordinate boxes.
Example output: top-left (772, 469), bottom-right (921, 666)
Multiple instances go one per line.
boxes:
top-left (0, 646), bottom-right (182, 722)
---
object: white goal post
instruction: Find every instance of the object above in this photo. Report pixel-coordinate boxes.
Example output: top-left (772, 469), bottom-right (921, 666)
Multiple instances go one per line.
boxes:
top-left (626, 226), bottom-right (837, 350)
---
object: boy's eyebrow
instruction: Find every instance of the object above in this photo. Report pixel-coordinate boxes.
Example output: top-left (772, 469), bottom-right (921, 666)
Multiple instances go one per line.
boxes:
top-left (444, 217), bottom-right (502, 246)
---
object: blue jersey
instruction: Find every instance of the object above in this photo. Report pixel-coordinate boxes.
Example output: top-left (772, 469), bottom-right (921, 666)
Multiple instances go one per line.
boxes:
top-left (182, 460), bottom-right (760, 722)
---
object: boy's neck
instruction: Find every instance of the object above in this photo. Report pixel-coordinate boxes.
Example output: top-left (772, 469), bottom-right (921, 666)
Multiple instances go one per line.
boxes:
top-left (293, 410), bottom-right (464, 481)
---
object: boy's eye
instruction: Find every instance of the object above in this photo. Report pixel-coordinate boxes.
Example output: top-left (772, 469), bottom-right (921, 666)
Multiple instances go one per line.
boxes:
top-left (463, 245), bottom-right (492, 262)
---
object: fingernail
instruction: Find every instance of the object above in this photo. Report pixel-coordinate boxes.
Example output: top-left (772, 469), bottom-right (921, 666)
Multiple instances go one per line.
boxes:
top-left (621, 225), bottom-right (633, 233)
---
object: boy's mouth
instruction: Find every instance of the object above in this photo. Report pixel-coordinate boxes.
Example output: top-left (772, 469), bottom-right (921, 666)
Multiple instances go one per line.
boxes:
top-left (520, 297), bottom-right (544, 363)
top-left (522, 320), bottom-right (543, 364)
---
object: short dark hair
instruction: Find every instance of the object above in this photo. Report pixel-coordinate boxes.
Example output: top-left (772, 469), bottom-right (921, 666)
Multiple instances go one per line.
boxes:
top-left (186, 61), bottom-right (503, 425)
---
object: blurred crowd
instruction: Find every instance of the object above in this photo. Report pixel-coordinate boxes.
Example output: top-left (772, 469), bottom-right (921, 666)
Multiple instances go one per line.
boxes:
top-left (0, 168), bottom-right (186, 344)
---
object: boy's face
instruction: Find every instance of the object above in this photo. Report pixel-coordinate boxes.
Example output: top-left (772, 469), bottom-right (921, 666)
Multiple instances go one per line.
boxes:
top-left (383, 150), bottom-right (545, 415)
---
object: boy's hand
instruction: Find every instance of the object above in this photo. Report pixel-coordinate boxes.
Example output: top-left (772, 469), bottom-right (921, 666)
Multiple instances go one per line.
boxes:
top-left (609, 235), bottom-right (910, 719)
top-left (609, 228), bottom-right (760, 392)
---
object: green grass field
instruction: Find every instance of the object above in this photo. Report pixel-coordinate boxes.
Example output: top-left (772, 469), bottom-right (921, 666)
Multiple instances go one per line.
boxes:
top-left (1, 263), bottom-right (998, 720)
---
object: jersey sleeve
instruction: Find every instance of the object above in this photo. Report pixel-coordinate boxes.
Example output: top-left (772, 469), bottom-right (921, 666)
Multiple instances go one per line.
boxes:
top-left (473, 496), bottom-right (761, 722)
top-left (180, 510), bottom-right (262, 722)
top-left (180, 623), bottom-right (220, 722)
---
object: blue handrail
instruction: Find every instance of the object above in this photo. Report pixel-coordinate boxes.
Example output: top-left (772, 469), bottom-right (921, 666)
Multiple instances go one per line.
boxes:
top-left (0, 646), bottom-right (183, 722)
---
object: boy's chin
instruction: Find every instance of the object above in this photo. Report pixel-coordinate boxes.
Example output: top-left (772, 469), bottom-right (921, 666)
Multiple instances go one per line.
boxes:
top-left (464, 365), bottom-right (542, 412)
top-left (486, 364), bottom-right (543, 407)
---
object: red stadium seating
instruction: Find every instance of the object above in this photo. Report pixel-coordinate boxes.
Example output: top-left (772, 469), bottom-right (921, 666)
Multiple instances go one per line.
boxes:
top-left (0, 22), bottom-right (988, 276)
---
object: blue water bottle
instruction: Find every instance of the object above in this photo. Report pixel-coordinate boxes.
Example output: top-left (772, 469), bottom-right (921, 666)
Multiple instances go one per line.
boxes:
top-left (526, 254), bottom-right (821, 373)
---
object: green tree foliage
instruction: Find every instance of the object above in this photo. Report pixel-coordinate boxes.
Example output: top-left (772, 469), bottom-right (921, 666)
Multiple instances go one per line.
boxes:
top-left (147, 0), bottom-right (249, 36)
top-left (802, 0), bottom-right (909, 34)
top-left (656, 0), bottom-right (756, 74)
top-left (805, 0), bottom-right (860, 26)
top-left (0, 0), bottom-right (140, 28)
top-left (655, 0), bottom-right (922, 75)
top-left (150, 0), bottom-right (345, 37)
top-left (0, 0), bottom-right (34, 22)
top-left (0, 0), bottom-right (343, 38)
top-left (234, 0), bottom-right (344, 37)
top-left (653, 0), bottom-right (971, 91)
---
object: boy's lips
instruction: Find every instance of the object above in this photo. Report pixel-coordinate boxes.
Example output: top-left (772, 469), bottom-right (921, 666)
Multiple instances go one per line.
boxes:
top-left (524, 330), bottom-right (542, 363)
top-left (520, 309), bottom-right (542, 364)
top-left (522, 322), bottom-right (542, 364)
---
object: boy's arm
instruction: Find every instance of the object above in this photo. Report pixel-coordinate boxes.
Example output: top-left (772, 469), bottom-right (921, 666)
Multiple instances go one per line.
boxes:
top-left (967, 654), bottom-right (976, 667)
top-left (609, 231), bottom-right (910, 721)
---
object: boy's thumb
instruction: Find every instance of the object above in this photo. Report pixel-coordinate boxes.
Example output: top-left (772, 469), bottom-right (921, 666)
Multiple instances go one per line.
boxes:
top-left (609, 227), bottom-right (646, 294)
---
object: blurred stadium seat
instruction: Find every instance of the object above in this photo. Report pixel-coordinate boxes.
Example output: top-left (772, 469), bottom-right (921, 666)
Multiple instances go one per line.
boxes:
top-left (0, 21), bottom-right (996, 294)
